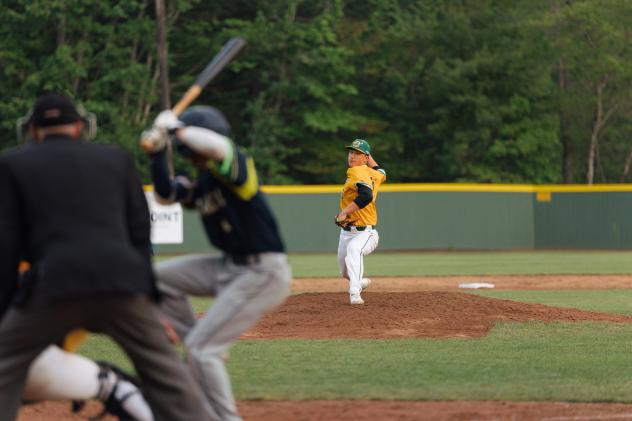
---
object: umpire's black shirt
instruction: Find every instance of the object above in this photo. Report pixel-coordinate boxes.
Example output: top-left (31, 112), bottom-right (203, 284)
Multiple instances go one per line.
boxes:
top-left (0, 136), bottom-right (155, 315)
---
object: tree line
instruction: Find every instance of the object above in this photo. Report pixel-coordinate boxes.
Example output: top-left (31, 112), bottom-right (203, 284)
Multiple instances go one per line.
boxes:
top-left (1, 0), bottom-right (631, 184)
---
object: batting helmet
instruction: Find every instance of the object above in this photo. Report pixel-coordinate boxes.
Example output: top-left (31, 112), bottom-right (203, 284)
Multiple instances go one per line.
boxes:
top-left (174, 106), bottom-right (230, 158)
top-left (179, 106), bottom-right (230, 136)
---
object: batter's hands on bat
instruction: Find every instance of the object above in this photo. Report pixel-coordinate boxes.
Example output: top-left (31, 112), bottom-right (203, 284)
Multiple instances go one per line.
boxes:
top-left (139, 127), bottom-right (169, 154)
top-left (153, 110), bottom-right (183, 132)
top-left (140, 110), bottom-right (185, 154)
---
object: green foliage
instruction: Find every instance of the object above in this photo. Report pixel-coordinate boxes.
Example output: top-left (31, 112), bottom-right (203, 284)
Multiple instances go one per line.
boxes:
top-left (537, 0), bottom-right (632, 183)
top-left (1, 0), bottom-right (631, 184)
top-left (0, 0), bottom-right (158, 178)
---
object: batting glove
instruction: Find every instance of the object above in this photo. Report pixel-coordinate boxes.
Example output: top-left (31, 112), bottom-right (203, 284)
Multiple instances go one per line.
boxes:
top-left (153, 110), bottom-right (183, 132)
top-left (139, 127), bottom-right (168, 154)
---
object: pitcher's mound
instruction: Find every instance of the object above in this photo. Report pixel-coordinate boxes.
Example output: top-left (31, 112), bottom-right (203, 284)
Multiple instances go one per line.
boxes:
top-left (243, 291), bottom-right (632, 339)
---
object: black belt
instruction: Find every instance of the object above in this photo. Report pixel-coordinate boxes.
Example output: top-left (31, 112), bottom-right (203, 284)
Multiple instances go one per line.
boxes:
top-left (342, 225), bottom-right (369, 232)
top-left (227, 254), bottom-right (261, 265)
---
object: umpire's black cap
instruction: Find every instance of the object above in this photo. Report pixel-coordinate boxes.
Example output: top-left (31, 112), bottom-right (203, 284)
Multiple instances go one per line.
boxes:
top-left (29, 93), bottom-right (82, 127)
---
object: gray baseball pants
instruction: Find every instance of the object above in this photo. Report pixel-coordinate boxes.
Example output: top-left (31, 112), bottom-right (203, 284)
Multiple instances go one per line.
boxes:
top-left (156, 252), bottom-right (291, 421)
top-left (0, 294), bottom-right (211, 421)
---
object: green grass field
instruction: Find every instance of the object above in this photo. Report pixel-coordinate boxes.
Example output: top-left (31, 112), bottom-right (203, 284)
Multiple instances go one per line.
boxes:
top-left (79, 251), bottom-right (632, 403)
top-left (156, 250), bottom-right (632, 276)
top-left (287, 250), bottom-right (632, 276)
top-left (473, 290), bottom-right (632, 316)
top-left (228, 322), bottom-right (632, 402)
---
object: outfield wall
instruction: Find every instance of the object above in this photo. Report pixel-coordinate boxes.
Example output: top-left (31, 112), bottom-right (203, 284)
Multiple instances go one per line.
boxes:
top-left (153, 184), bottom-right (632, 253)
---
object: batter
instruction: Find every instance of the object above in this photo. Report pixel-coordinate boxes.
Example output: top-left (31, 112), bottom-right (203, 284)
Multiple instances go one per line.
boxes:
top-left (143, 106), bottom-right (291, 421)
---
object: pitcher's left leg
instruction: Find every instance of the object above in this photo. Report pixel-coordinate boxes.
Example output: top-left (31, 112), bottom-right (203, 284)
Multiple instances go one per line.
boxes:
top-left (344, 229), bottom-right (379, 303)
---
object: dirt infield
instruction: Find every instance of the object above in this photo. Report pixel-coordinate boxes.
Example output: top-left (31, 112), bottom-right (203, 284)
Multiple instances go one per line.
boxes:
top-left (18, 400), bottom-right (632, 421)
top-left (243, 290), bottom-right (632, 340)
top-left (18, 275), bottom-right (632, 421)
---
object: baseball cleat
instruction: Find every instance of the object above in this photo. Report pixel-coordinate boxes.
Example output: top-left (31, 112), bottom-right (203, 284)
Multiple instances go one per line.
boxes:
top-left (360, 278), bottom-right (371, 291)
top-left (350, 293), bottom-right (364, 305)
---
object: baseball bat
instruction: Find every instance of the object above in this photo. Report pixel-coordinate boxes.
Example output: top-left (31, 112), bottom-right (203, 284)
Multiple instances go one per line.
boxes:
top-left (141, 37), bottom-right (247, 151)
top-left (172, 36), bottom-right (247, 115)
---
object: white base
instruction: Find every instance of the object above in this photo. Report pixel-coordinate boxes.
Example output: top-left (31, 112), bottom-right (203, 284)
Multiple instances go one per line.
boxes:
top-left (458, 283), bottom-right (495, 289)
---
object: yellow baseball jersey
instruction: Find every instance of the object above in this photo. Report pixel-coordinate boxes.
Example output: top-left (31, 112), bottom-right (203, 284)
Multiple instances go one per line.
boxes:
top-left (339, 165), bottom-right (386, 226)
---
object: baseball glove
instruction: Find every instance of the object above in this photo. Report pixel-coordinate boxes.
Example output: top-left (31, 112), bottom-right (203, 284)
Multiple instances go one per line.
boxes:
top-left (334, 215), bottom-right (352, 229)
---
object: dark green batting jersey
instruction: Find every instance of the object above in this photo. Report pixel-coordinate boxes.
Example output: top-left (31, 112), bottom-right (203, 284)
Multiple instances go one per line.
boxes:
top-left (151, 144), bottom-right (285, 255)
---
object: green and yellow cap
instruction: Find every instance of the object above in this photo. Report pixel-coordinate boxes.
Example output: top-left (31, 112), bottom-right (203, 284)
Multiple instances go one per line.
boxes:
top-left (345, 138), bottom-right (371, 155)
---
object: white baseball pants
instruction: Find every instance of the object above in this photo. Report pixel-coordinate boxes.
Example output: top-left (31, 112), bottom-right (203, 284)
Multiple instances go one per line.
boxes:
top-left (337, 226), bottom-right (379, 295)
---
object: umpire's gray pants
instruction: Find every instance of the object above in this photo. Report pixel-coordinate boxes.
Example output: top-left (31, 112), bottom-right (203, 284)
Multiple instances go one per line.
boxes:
top-left (156, 252), bottom-right (291, 421)
top-left (0, 294), bottom-right (211, 421)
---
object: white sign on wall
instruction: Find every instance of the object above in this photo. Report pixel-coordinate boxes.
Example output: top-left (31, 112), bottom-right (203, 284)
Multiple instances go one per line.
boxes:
top-left (145, 191), bottom-right (183, 244)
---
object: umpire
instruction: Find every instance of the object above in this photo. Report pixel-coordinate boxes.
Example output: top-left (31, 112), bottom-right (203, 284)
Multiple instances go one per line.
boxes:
top-left (0, 93), bottom-right (210, 421)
